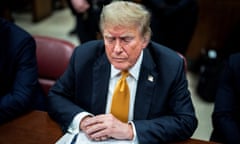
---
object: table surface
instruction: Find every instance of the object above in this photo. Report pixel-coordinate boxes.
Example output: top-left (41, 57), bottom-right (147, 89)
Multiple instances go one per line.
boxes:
top-left (0, 111), bottom-right (218, 144)
top-left (0, 110), bottom-right (62, 144)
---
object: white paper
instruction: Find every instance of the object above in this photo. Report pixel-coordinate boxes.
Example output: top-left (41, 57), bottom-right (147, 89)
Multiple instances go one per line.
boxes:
top-left (56, 132), bottom-right (134, 144)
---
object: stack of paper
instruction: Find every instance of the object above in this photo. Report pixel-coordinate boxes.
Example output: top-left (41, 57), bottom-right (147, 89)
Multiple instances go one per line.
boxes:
top-left (56, 132), bottom-right (133, 144)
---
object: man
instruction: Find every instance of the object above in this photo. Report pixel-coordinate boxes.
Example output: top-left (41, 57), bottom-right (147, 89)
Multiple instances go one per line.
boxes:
top-left (210, 53), bottom-right (240, 144)
top-left (0, 18), bottom-right (46, 124)
top-left (66, 0), bottom-right (112, 43)
top-left (48, 1), bottom-right (197, 143)
top-left (138, 0), bottom-right (198, 55)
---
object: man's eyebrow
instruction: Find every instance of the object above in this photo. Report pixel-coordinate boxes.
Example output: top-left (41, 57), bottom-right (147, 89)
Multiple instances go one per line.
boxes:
top-left (120, 35), bottom-right (133, 38)
top-left (119, 34), bottom-right (134, 38)
top-left (103, 34), bottom-right (112, 37)
top-left (103, 33), bottom-right (134, 38)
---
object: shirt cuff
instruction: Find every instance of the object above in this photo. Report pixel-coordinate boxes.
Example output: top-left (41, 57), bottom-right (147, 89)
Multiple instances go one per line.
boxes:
top-left (128, 121), bottom-right (139, 143)
top-left (67, 112), bottom-right (94, 134)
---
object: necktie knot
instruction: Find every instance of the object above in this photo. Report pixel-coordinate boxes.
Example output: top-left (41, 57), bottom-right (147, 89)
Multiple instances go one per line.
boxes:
top-left (119, 71), bottom-right (129, 92)
top-left (121, 71), bottom-right (129, 78)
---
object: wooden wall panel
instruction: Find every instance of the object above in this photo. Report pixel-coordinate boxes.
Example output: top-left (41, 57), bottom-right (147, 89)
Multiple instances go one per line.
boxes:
top-left (32, 0), bottom-right (52, 22)
top-left (186, 0), bottom-right (240, 60)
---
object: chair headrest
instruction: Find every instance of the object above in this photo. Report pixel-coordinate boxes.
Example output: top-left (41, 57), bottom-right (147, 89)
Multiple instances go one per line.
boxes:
top-left (35, 36), bottom-right (75, 80)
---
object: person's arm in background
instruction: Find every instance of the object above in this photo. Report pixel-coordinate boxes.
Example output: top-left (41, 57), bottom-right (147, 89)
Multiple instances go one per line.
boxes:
top-left (0, 32), bottom-right (38, 124)
top-left (70, 0), bottom-right (90, 13)
top-left (212, 55), bottom-right (240, 144)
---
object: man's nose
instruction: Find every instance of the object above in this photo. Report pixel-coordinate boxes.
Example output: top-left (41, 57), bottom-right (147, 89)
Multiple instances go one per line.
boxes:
top-left (113, 40), bottom-right (123, 53)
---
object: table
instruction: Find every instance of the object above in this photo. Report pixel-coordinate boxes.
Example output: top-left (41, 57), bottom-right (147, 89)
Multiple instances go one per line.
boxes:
top-left (0, 111), bottom-right (62, 144)
top-left (0, 111), bottom-right (218, 144)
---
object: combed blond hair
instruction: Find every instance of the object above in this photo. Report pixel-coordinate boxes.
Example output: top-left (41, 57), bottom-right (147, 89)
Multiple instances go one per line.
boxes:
top-left (100, 1), bottom-right (151, 39)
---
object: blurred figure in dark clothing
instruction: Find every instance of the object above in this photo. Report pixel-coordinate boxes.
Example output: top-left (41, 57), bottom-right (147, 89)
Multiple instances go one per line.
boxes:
top-left (0, 18), bottom-right (46, 124)
top-left (66, 0), bottom-right (112, 44)
top-left (210, 53), bottom-right (240, 144)
top-left (138, 0), bottom-right (198, 55)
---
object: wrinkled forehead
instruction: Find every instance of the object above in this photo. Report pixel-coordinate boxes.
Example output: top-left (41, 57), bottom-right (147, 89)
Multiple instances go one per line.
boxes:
top-left (102, 24), bottom-right (141, 37)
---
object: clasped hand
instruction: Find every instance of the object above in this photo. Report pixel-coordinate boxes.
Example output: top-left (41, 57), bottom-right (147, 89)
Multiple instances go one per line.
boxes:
top-left (80, 114), bottom-right (133, 141)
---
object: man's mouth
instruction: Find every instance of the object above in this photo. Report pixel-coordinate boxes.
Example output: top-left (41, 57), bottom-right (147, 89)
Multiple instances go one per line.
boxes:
top-left (112, 57), bottom-right (126, 62)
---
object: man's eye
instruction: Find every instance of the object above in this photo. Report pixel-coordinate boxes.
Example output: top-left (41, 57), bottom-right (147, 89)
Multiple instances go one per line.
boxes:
top-left (123, 37), bottom-right (133, 43)
top-left (106, 37), bottom-right (114, 43)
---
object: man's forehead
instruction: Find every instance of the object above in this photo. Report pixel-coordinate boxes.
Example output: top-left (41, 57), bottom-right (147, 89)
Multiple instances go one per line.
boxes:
top-left (104, 32), bottom-right (134, 38)
top-left (103, 24), bottom-right (139, 34)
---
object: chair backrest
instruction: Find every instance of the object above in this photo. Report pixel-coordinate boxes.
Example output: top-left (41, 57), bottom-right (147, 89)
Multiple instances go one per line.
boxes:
top-left (176, 52), bottom-right (188, 73)
top-left (34, 35), bottom-right (75, 96)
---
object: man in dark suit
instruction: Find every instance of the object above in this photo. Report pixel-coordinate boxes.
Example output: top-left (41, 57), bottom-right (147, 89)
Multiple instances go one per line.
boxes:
top-left (210, 53), bottom-right (240, 144)
top-left (0, 18), bottom-right (46, 124)
top-left (66, 0), bottom-right (112, 43)
top-left (138, 0), bottom-right (198, 55)
top-left (48, 1), bottom-right (197, 143)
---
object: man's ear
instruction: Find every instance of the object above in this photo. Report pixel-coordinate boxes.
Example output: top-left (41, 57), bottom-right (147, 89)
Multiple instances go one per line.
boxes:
top-left (142, 36), bottom-right (150, 48)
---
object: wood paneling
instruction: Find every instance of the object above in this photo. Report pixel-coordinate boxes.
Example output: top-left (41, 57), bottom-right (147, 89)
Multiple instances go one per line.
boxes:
top-left (186, 0), bottom-right (240, 60)
top-left (32, 0), bottom-right (52, 22)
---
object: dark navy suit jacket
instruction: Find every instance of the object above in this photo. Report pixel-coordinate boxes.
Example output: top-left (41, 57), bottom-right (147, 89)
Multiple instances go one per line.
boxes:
top-left (211, 53), bottom-right (240, 144)
top-left (48, 40), bottom-right (197, 143)
top-left (0, 18), bottom-right (45, 124)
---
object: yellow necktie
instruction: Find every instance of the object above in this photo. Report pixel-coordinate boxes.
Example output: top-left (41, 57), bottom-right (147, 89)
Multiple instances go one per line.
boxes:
top-left (111, 71), bottom-right (130, 122)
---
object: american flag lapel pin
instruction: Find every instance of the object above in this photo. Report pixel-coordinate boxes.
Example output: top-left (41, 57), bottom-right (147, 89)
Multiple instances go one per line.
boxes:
top-left (148, 75), bottom-right (154, 82)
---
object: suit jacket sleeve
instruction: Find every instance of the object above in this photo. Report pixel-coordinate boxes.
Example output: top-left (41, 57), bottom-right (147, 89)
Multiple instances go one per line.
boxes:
top-left (212, 54), bottom-right (240, 143)
top-left (48, 47), bottom-right (84, 132)
top-left (0, 25), bottom-right (38, 124)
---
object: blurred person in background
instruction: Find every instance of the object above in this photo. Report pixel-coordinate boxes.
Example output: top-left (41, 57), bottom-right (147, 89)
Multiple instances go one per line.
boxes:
top-left (210, 53), bottom-right (240, 144)
top-left (0, 18), bottom-right (46, 124)
top-left (66, 0), bottom-right (112, 44)
top-left (133, 0), bottom-right (198, 55)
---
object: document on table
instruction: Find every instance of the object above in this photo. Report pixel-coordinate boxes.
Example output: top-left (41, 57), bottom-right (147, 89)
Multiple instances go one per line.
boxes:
top-left (56, 132), bottom-right (134, 144)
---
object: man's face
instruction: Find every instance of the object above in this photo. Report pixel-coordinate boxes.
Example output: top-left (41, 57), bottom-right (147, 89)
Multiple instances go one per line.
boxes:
top-left (103, 25), bottom-right (148, 71)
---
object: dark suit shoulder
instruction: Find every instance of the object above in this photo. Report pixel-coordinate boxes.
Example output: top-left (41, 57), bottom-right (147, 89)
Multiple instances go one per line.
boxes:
top-left (143, 41), bottom-right (184, 76)
top-left (0, 18), bottom-right (33, 41)
top-left (227, 53), bottom-right (240, 80)
top-left (229, 53), bottom-right (240, 67)
top-left (147, 41), bottom-right (182, 63)
top-left (0, 18), bottom-right (35, 53)
top-left (74, 40), bottom-right (105, 57)
top-left (71, 40), bottom-right (106, 66)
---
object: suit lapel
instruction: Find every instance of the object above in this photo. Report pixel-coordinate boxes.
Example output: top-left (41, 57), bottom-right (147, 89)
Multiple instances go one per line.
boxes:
top-left (91, 54), bottom-right (111, 115)
top-left (134, 49), bottom-right (158, 120)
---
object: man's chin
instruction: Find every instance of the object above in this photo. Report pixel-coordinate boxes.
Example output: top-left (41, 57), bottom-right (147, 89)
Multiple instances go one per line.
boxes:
top-left (113, 64), bottom-right (128, 71)
top-left (114, 63), bottom-right (133, 71)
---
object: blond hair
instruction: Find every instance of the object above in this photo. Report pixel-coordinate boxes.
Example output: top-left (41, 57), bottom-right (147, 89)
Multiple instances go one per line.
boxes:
top-left (100, 1), bottom-right (151, 40)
